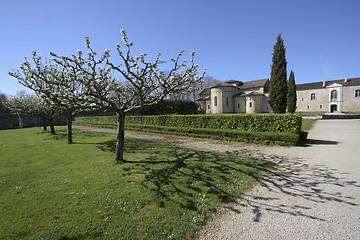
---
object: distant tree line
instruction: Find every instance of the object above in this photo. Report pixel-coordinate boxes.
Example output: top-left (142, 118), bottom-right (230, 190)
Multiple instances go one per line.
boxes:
top-left (167, 75), bottom-right (220, 101)
top-left (139, 99), bottom-right (199, 115)
top-left (0, 92), bottom-right (9, 114)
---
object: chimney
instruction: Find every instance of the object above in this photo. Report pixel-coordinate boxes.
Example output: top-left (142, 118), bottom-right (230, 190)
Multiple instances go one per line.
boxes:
top-left (322, 81), bottom-right (326, 87)
top-left (345, 77), bottom-right (348, 82)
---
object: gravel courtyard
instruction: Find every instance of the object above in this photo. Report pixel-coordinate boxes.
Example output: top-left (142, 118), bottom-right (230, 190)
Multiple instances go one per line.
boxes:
top-left (75, 119), bottom-right (360, 239)
top-left (197, 119), bottom-right (360, 240)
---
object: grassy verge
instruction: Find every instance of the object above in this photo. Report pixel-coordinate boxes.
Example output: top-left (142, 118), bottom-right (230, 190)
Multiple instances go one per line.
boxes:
top-left (344, 112), bottom-right (360, 115)
top-left (297, 112), bottom-right (325, 116)
top-left (301, 119), bottom-right (316, 132)
top-left (0, 127), bottom-right (274, 239)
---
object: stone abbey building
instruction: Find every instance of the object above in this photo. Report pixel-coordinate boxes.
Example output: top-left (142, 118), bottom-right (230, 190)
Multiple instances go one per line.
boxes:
top-left (197, 77), bottom-right (360, 114)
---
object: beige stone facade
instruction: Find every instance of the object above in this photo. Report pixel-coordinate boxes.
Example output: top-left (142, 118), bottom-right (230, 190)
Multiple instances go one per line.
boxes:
top-left (197, 79), bottom-right (272, 114)
top-left (296, 77), bottom-right (360, 113)
top-left (198, 77), bottom-right (360, 114)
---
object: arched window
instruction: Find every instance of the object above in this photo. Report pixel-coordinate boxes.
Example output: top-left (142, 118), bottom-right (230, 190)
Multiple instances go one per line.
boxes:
top-left (310, 93), bottom-right (316, 100)
top-left (355, 90), bottom-right (360, 97)
top-left (331, 90), bottom-right (337, 101)
top-left (214, 96), bottom-right (217, 106)
top-left (249, 102), bottom-right (252, 108)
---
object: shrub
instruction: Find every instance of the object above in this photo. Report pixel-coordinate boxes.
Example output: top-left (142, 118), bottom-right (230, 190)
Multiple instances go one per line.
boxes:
top-left (124, 124), bottom-right (299, 145)
top-left (139, 100), bottom-right (200, 115)
top-left (125, 114), bottom-right (302, 134)
top-left (299, 131), bottom-right (308, 142)
top-left (74, 114), bottom-right (302, 146)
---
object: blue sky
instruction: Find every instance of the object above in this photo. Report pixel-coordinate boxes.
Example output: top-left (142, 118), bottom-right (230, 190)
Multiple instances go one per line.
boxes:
top-left (1, 0), bottom-right (359, 96)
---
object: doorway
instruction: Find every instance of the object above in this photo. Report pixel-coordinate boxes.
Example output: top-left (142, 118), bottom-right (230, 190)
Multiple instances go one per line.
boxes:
top-left (330, 104), bottom-right (337, 113)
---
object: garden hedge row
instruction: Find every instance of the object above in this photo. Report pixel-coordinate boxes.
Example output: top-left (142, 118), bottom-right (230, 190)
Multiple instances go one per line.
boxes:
top-left (74, 121), bottom-right (299, 146)
top-left (74, 114), bottom-right (303, 146)
top-left (76, 113), bottom-right (302, 134)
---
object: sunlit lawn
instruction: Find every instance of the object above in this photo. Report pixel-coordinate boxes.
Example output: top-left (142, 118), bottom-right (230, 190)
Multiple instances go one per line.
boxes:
top-left (302, 119), bottom-right (316, 132)
top-left (0, 127), bottom-right (274, 239)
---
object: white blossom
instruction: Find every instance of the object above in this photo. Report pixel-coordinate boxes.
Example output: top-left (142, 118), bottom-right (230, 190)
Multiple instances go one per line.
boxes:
top-left (85, 36), bottom-right (90, 48)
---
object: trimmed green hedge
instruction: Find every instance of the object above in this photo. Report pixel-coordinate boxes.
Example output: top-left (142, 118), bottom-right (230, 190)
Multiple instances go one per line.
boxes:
top-left (74, 121), bottom-right (299, 146)
top-left (74, 114), bottom-right (303, 146)
top-left (77, 113), bottom-right (302, 134)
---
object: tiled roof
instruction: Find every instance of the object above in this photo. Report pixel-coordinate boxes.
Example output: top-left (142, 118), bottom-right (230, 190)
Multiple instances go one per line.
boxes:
top-left (211, 81), bottom-right (241, 88)
top-left (197, 88), bottom-right (211, 101)
top-left (211, 78), bottom-right (269, 90)
top-left (296, 77), bottom-right (360, 91)
top-left (245, 91), bottom-right (265, 96)
top-left (199, 88), bottom-right (211, 95)
top-left (238, 78), bottom-right (269, 90)
top-left (223, 80), bottom-right (242, 86)
top-left (233, 91), bottom-right (265, 97)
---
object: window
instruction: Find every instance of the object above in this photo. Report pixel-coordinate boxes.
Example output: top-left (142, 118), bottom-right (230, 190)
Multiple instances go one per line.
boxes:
top-left (249, 102), bottom-right (252, 108)
top-left (214, 96), bottom-right (217, 106)
top-left (311, 93), bottom-right (316, 100)
top-left (226, 97), bottom-right (229, 107)
top-left (320, 105), bottom-right (322, 109)
top-left (237, 103), bottom-right (240, 108)
top-left (331, 90), bottom-right (337, 101)
top-left (207, 105), bottom-right (210, 110)
top-left (355, 90), bottom-right (360, 97)
top-left (307, 106), bottom-right (309, 109)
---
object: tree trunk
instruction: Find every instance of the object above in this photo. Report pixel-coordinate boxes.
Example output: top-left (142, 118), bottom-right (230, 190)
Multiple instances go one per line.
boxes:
top-left (49, 117), bottom-right (55, 135)
top-left (67, 116), bottom-right (73, 144)
top-left (115, 111), bottom-right (125, 164)
top-left (42, 118), bottom-right (47, 131)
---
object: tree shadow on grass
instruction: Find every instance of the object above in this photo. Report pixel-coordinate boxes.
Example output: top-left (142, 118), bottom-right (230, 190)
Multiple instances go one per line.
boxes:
top-left (96, 136), bottom-right (360, 225)
top-left (96, 138), bottom-right (273, 212)
top-left (97, 137), bottom-right (163, 155)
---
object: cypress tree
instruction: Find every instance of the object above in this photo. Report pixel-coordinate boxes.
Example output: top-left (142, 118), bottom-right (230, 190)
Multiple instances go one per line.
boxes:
top-left (269, 34), bottom-right (287, 113)
top-left (287, 70), bottom-right (297, 113)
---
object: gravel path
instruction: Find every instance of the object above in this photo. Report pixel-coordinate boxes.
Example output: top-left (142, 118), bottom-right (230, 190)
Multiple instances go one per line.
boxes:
top-left (74, 120), bottom-right (360, 239)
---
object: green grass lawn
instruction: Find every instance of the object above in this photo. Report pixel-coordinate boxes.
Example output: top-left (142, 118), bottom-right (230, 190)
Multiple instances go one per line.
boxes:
top-left (301, 119), bottom-right (316, 132)
top-left (0, 127), bottom-right (274, 240)
top-left (297, 112), bottom-right (325, 116)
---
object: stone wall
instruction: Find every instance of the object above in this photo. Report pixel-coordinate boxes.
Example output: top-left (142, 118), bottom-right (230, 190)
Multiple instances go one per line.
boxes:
top-left (0, 114), bottom-right (67, 130)
top-left (296, 88), bottom-right (328, 112)
top-left (343, 86), bottom-right (360, 112)
top-left (0, 114), bottom-right (18, 130)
